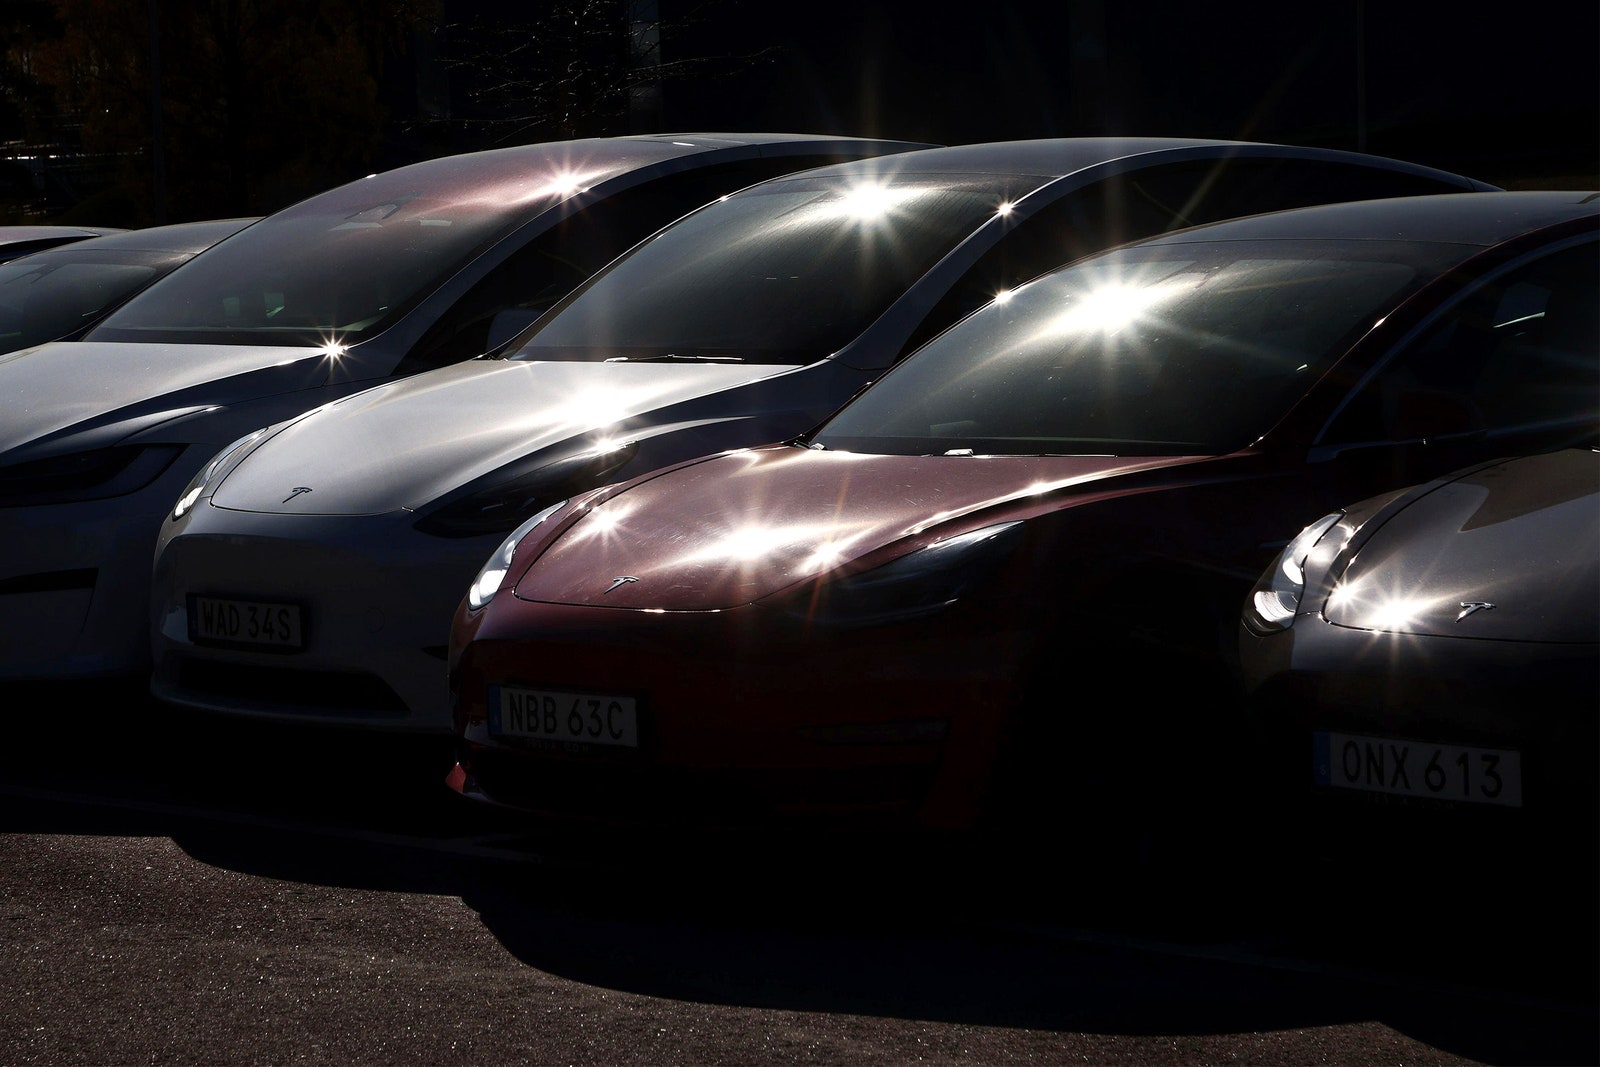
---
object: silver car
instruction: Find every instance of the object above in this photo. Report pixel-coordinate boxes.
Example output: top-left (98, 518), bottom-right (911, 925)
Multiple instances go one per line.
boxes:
top-left (0, 133), bottom-right (930, 679)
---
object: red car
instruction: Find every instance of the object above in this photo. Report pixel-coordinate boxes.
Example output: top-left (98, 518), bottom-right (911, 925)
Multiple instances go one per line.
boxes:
top-left (447, 191), bottom-right (1598, 842)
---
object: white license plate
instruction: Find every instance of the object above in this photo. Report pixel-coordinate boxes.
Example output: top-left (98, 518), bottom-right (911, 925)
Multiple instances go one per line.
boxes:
top-left (1313, 731), bottom-right (1522, 807)
top-left (190, 595), bottom-right (304, 650)
top-left (489, 684), bottom-right (639, 748)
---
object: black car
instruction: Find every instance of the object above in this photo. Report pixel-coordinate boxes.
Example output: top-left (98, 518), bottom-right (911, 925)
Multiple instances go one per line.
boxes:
top-left (0, 218), bottom-right (256, 354)
top-left (0, 225), bottom-right (124, 263)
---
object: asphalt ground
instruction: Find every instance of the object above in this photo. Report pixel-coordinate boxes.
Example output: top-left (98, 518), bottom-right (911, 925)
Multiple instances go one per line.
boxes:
top-left (0, 678), bottom-right (1594, 1064)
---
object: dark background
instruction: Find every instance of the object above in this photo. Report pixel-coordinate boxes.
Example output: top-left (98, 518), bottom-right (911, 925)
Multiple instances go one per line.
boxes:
top-left (2, 0), bottom-right (1596, 226)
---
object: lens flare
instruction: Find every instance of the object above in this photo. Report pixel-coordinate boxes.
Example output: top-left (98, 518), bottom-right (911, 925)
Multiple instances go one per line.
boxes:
top-left (534, 171), bottom-right (594, 199)
top-left (1045, 281), bottom-right (1174, 337)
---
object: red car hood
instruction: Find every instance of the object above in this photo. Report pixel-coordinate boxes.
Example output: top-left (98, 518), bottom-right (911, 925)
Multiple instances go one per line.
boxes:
top-left (514, 445), bottom-right (1203, 610)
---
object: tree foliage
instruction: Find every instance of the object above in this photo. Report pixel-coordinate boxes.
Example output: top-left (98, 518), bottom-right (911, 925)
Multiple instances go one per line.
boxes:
top-left (20, 0), bottom-right (433, 222)
top-left (434, 0), bottom-right (773, 145)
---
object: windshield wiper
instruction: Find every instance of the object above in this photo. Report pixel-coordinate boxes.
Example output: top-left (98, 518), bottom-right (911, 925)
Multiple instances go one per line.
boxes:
top-left (603, 352), bottom-right (744, 364)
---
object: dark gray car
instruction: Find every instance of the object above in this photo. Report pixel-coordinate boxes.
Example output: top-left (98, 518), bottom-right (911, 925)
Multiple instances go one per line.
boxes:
top-left (1241, 444), bottom-right (1598, 887)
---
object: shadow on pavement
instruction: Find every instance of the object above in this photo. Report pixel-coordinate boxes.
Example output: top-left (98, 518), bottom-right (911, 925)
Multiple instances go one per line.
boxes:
top-left (456, 839), bottom-right (1598, 1066)
top-left (4, 679), bottom-right (1595, 1065)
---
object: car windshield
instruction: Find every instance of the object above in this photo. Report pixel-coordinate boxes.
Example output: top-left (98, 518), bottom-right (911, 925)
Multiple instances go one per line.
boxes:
top-left (506, 175), bottom-right (1029, 365)
top-left (812, 241), bottom-right (1428, 456)
top-left (84, 153), bottom-right (598, 347)
top-left (0, 252), bottom-right (173, 352)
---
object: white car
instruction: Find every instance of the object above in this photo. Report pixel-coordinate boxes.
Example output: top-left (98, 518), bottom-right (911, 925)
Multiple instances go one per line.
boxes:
top-left (0, 133), bottom-right (931, 679)
top-left (148, 138), bottom-right (1498, 731)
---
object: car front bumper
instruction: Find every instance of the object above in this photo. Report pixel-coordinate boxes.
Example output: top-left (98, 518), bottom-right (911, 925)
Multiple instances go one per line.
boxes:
top-left (1241, 616), bottom-right (1599, 863)
top-left (0, 458), bottom-right (203, 680)
top-left (448, 596), bottom-right (1037, 832)
top-left (150, 505), bottom-right (502, 732)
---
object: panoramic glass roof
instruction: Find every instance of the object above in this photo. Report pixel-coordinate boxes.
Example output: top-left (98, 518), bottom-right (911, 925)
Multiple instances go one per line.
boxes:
top-left (508, 173), bottom-right (1041, 366)
top-left (813, 239), bottom-right (1448, 456)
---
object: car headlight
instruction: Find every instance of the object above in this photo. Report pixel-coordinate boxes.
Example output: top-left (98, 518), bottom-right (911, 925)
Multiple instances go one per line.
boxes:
top-left (783, 521), bottom-right (1024, 627)
top-left (415, 440), bottom-right (637, 538)
top-left (467, 501), bottom-right (568, 611)
top-left (1243, 512), bottom-right (1345, 634)
top-left (0, 444), bottom-right (184, 508)
top-left (171, 429), bottom-right (270, 520)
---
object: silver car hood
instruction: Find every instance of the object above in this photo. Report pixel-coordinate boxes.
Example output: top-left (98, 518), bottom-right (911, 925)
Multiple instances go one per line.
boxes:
top-left (210, 358), bottom-right (793, 515)
top-left (0, 340), bottom-right (331, 457)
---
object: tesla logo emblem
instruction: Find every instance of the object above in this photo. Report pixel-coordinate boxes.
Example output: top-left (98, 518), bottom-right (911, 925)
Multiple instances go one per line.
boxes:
top-left (1456, 601), bottom-right (1496, 621)
top-left (282, 487), bottom-right (314, 503)
top-left (604, 576), bottom-right (639, 595)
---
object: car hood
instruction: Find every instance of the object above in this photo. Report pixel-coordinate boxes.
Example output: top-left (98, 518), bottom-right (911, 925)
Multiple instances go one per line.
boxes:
top-left (1327, 449), bottom-right (1599, 643)
top-left (210, 358), bottom-right (797, 515)
top-left (514, 445), bottom-right (1201, 610)
top-left (0, 340), bottom-right (331, 457)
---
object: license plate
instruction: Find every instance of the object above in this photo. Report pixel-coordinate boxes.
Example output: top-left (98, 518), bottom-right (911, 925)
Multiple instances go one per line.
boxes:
top-left (489, 684), bottom-right (639, 748)
top-left (189, 595), bottom-right (304, 650)
top-left (1313, 731), bottom-right (1522, 807)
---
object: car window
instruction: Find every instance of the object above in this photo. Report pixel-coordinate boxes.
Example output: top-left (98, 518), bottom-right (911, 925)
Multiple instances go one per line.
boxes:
top-left (1321, 240), bottom-right (1599, 448)
top-left (813, 242), bottom-right (1419, 456)
top-left (507, 175), bottom-right (1030, 365)
top-left (88, 198), bottom-right (522, 347)
top-left (0, 256), bottom-right (169, 351)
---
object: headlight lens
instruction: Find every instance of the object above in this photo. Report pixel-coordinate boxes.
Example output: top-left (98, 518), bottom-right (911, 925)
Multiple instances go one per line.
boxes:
top-left (467, 501), bottom-right (567, 611)
top-left (171, 429), bottom-right (269, 520)
top-left (1243, 512), bottom-right (1344, 634)
top-left (784, 521), bottom-right (1024, 627)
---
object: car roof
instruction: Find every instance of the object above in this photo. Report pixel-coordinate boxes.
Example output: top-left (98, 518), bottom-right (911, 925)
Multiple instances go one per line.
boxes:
top-left (768, 137), bottom-right (1498, 188)
top-left (55, 218), bottom-right (259, 256)
top-left (269, 133), bottom-right (936, 223)
top-left (0, 224), bottom-right (126, 244)
top-left (633, 132), bottom-right (940, 151)
top-left (1129, 189), bottom-right (1599, 248)
top-left (0, 225), bottom-right (127, 257)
